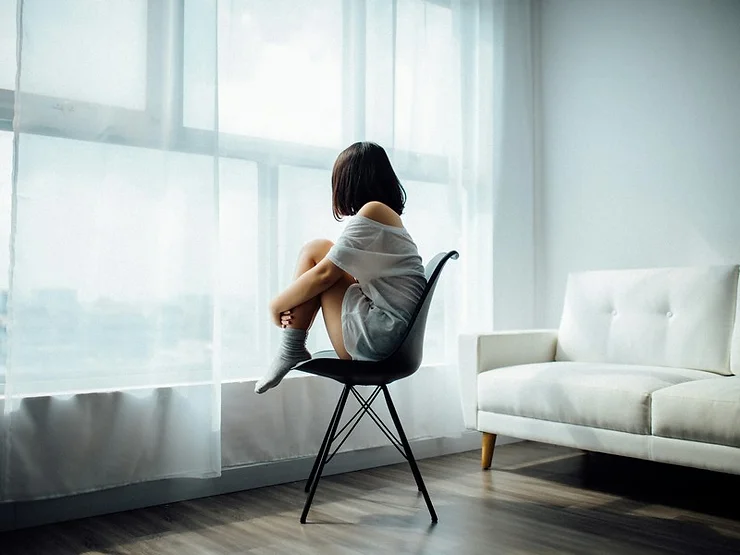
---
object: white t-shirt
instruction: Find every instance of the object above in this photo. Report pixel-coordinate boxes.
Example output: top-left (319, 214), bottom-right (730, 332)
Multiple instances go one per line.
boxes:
top-left (326, 215), bottom-right (426, 361)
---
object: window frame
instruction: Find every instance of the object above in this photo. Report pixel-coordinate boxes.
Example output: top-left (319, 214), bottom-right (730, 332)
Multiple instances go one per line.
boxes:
top-left (1, 0), bottom-right (450, 175)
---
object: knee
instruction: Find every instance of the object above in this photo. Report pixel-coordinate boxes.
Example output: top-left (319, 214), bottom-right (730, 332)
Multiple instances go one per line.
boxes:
top-left (301, 239), bottom-right (334, 259)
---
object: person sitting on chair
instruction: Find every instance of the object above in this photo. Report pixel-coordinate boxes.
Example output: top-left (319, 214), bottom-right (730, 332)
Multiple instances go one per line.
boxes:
top-left (255, 142), bottom-right (427, 394)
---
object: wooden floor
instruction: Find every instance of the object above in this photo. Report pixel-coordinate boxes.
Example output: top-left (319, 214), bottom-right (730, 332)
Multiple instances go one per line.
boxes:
top-left (3, 441), bottom-right (740, 554)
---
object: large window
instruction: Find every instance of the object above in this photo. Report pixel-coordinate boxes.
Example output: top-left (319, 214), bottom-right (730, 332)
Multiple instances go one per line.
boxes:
top-left (1, 0), bottom-right (459, 393)
top-left (10, 135), bottom-right (217, 393)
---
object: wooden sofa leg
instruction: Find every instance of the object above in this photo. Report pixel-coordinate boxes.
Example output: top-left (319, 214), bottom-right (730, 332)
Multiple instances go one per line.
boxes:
top-left (481, 432), bottom-right (497, 470)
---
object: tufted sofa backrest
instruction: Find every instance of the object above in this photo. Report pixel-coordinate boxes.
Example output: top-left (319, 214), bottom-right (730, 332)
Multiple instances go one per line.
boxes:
top-left (555, 265), bottom-right (740, 375)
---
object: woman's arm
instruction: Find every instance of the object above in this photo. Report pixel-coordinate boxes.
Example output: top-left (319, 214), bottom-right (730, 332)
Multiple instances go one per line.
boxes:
top-left (269, 257), bottom-right (346, 323)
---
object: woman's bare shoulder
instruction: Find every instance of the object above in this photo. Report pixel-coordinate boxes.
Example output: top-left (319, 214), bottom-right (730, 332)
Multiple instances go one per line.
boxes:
top-left (357, 201), bottom-right (403, 228)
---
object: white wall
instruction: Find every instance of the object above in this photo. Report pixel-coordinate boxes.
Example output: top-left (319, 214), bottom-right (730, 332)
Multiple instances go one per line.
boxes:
top-left (537, 0), bottom-right (740, 326)
top-left (491, 0), bottom-right (537, 330)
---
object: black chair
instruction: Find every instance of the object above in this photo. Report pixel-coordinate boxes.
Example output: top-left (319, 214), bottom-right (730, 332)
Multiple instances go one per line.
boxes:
top-left (293, 250), bottom-right (459, 524)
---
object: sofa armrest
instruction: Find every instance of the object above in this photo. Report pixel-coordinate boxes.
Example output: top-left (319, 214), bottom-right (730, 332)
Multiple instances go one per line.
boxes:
top-left (458, 329), bottom-right (559, 430)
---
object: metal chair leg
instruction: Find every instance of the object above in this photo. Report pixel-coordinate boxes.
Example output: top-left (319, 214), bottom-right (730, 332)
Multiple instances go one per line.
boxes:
top-left (300, 385), bottom-right (351, 524)
top-left (382, 385), bottom-right (438, 523)
top-left (305, 390), bottom-right (346, 493)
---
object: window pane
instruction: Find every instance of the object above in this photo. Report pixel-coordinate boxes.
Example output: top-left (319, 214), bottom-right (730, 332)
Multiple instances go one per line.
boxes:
top-left (10, 135), bottom-right (217, 394)
top-left (219, 158), bottom-right (260, 379)
top-left (186, 0), bottom-right (343, 147)
top-left (277, 166), bottom-right (345, 353)
top-left (0, 2), bottom-right (16, 90)
top-left (19, 0), bottom-right (147, 109)
top-left (0, 131), bottom-right (12, 387)
top-left (395, 0), bottom-right (454, 156)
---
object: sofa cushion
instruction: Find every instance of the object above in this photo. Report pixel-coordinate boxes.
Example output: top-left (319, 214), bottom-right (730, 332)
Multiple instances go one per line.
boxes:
top-left (555, 265), bottom-right (739, 375)
top-left (652, 377), bottom-right (740, 448)
top-left (477, 362), bottom-right (714, 435)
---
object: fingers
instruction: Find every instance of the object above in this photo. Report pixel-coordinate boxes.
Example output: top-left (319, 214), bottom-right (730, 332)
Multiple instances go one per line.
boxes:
top-left (280, 309), bottom-right (293, 328)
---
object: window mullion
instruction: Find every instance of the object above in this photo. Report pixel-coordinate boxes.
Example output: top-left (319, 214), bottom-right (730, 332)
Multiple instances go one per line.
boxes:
top-left (146, 0), bottom-right (185, 147)
top-left (146, 0), bottom-right (165, 121)
top-left (169, 0), bottom-right (185, 135)
top-left (342, 0), bottom-right (367, 143)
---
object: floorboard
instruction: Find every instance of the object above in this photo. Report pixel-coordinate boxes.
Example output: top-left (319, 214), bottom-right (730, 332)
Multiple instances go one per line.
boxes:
top-left (2, 441), bottom-right (740, 554)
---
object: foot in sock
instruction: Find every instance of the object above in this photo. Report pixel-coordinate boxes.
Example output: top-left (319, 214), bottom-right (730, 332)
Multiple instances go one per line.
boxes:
top-left (255, 328), bottom-right (311, 394)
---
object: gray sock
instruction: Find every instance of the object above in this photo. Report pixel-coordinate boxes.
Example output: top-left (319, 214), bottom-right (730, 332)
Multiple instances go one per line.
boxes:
top-left (254, 328), bottom-right (311, 394)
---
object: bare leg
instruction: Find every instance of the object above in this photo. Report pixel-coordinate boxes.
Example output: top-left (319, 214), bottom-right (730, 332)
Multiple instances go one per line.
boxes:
top-left (282, 239), bottom-right (332, 331)
top-left (255, 240), bottom-right (354, 393)
top-left (319, 272), bottom-right (355, 360)
top-left (280, 239), bottom-right (354, 359)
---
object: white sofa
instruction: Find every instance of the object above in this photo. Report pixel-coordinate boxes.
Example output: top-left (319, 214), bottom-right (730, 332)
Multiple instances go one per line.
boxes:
top-left (460, 265), bottom-right (740, 474)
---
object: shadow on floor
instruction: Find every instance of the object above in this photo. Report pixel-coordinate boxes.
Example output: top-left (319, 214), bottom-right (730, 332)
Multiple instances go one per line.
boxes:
top-left (506, 448), bottom-right (740, 521)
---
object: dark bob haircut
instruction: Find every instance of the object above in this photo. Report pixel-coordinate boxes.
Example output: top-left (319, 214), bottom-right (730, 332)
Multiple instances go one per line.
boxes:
top-left (331, 142), bottom-right (407, 220)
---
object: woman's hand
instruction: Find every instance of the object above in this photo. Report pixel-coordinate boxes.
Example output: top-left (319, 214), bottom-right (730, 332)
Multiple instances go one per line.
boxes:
top-left (279, 309), bottom-right (293, 328)
top-left (270, 300), bottom-right (294, 328)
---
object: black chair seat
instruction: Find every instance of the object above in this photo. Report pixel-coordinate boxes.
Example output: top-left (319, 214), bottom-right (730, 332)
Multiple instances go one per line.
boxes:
top-left (294, 351), bottom-right (418, 386)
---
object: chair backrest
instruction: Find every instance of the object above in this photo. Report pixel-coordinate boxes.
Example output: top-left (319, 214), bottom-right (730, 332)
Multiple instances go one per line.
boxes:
top-left (380, 250), bottom-right (459, 381)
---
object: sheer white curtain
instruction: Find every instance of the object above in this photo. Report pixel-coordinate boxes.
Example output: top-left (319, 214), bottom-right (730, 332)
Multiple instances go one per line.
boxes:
top-left (1, 0), bottom-right (221, 501)
top-left (0, 0), bottom-right (496, 500)
top-left (209, 0), bottom-right (495, 455)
